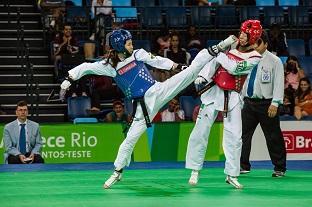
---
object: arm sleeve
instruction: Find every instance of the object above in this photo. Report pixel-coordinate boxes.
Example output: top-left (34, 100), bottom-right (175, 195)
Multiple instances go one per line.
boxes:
top-left (271, 58), bottom-right (285, 107)
top-left (135, 49), bottom-right (174, 70)
top-left (197, 59), bottom-right (217, 81)
top-left (68, 60), bottom-right (117, 81)
top-left (3, 126), bottom-right (20, 156)
top-left (31, 124), bottom-right (43, 155)
top-left (215, 53), bottom-right (261, 75)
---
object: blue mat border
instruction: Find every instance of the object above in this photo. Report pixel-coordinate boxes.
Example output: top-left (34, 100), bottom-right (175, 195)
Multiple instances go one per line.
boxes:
top-left (0, 160), bottom-right (311, 173)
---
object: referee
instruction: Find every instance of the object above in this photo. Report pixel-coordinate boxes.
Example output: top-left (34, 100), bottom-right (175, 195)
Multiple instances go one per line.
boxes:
top-left (240, 31), bottom-right (287, 177)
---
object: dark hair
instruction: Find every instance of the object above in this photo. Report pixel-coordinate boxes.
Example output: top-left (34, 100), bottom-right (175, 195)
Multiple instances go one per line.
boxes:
top-left (105, 50), bottom-right (120, 69)
top-left (260, 30), bottom-right (269, 44)
top-left (113, 99), bottom-right (123, 107)
top-left (16, 100), bottom-right (27, 109)
top-left (285, 55), bottom-right (300, 74)
top-left (296, 77), bottom-right (311, 101)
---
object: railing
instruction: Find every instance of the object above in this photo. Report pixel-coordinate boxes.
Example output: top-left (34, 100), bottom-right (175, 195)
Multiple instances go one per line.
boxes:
top-left (16, 10), bottom-right (40, 118)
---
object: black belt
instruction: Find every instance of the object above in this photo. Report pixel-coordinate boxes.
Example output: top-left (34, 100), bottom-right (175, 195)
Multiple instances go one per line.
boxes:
top-left (123, 97), bottom-right (151, 133)
top-left (244, 97), bottom-right (272, 104)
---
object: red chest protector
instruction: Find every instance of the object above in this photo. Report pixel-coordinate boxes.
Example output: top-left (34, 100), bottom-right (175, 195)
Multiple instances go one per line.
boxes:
top-left (212, 49), bottom-right (258, 93)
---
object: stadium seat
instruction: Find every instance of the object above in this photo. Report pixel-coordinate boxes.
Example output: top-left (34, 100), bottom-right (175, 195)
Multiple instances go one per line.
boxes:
top-left (65, 0), bottom-right (82, 6)
top-left (298, 56), bottom-right (312, 77)
top-left (112, 0), bottom-right (137, 22)
top-left (215, 6), bottom-right (239, 28)
top-left (263, 6), bottom-right (286, 26)
top-left (279, 56), bottom-right (288, 64)
top-left (293, 7), bottom-right (312, 26)
top-left (179, 96), bottom-right (201, 121)
top-left (206, 40), bottom-right (220, 48)
top-left (135, 0), bottom-right (155, 7)
top-left (256, 0), bottom-right (275, 6)
top-left (67, 96), bottom-right (92, 120)
top-left (139, 7), bottom-right (163, 28)
top-left (73, 117), bottom-right (98, 124)
top-left (278, 0), bottom-right (299, 6)
top-left (133, 40), bottom-right (151, 52)
top-left (166, 7), bottom-right (187, 28)
top-left (240, 6), bottom-right (260, 21)
top-left (309, 39), bottom-right (312, 55)
top-left (189, 7), bottom-right (213, 28)
top-left (159, 0), bottom-right (180, 6)
top-left (287, 39), bottom-right (306, 56)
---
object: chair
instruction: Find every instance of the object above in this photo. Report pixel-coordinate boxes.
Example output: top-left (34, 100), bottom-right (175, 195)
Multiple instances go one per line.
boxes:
top-left (135, 0), bottom-right (155, 7)
top-left (298, 56), bottom-right (312, 76)
top-left (215, 6), bottom-right (239, 28)
top-left (309, 39), bottom-right (312, 56)
top-left (112, 0), bottom-right (137, 22)
top-left (67, 96), bottom-right (92, 120)
top-left (159, 0), bottom-right (180, 6)
top-left (133, 40), bottom-right (151, 52)
top-left (287, 39), bottom-right (306, 56)
top-left (278, 0), bottom-right (299, 6)
top-left (263, 6), bottom-right (286, 27)
top-left (166, 7), bottom-right (187, 28)
top-left (279, 56), bottom-right (288, 64)
top-left (179, 96), bottom-right (201, 121)
top-left (206, 40), bottom-right (220, 48)
top-left (139, 7), bottom-right (163, 28)
top-left (189, 7), bottom-right (213, 27)
top-left (256, 0), bottom-right (275, 6)
top-left (65, 0), bottom-right (82, 6)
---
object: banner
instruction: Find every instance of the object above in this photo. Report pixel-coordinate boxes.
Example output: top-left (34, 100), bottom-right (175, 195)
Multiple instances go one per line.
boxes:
top-left (0, 122), bottom-right (224, 164)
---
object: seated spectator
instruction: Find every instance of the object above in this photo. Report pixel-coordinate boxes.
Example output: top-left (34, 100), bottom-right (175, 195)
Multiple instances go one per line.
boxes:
top-left (280, 94), bottom-right (295, 116)
top-left (161, 98), bottom-right (185, 122)
top-left (154, 28), bottom-right (171, 57)
top-left (294, 78), bottom-right (312, 120)
top-left (284, 55), bottom-right (305, 90)
top-left (87, 76), bottom-right (119, 114)
top-left (105, 100), bottom-right (131, 123)
top-left (68, 76), bottom-right (89, 98)
top-left (52, 24), bottom-right (79, 81)
top-left (3, 100), bottom-right (44, 164)
top-left (268, 23), bottom-right (289, 56)
top-left (89, 0), bottom-right (114, 41)
top-left (185, 25), bottom-right (203, 51)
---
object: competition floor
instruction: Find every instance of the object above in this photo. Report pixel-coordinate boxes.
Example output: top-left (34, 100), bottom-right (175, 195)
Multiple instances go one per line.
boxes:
top-left (0, 161), bottom-right (311, 207)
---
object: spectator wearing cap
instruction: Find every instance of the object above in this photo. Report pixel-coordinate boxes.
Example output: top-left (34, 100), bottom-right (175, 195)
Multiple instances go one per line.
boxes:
top-left (105, 100), bottom-right (131, 123)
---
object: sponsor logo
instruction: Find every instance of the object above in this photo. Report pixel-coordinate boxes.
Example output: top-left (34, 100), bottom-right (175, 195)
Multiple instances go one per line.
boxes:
top-left (118, 61), bottom-right (137, 75)
top-left (283, 131), bottom-right (312, 153)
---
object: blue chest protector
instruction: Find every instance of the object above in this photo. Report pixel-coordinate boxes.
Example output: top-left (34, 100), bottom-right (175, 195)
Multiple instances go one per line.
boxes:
top-left (114, 59), bottom-right (155, 99)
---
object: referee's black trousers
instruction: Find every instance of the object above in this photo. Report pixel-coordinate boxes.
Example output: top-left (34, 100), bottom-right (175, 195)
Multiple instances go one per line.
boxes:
top-left (240, 98), bottom-right (287, 172)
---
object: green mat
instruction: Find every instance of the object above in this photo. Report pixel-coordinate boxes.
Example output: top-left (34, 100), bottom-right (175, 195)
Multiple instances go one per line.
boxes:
top-left (0, 168), bottom-right (311, 207)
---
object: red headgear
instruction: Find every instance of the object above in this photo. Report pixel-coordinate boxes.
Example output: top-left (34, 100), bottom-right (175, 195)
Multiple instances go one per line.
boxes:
top-left (240, 20), bottom-right (263, 45)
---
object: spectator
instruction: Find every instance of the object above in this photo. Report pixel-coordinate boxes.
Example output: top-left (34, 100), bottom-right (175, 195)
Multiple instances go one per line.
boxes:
top-left (268, 23), bottom-right (289, 56)
top-left (52, 24), bottom-right (79, 81)
top-left (294, 78), bottom-right (312, 120)
top-left (284, 55), bottom-right (305, 90)
top-left (105, 100), bottom-right (131, 123)
top-left (3, 101), bottom-right (44, 164)
top-left (154, 28), bottom-right (171, 56)
top-left (280, 93), bottom-right (295, 116)
top-left (161, 98), bottom-right (185, 122)
top-left (185, 25), bottom-right (203, 51)
top-left (68, 76), bottom-right (89, 97)
top-left (87, 76), bottom-right (119, 114)
top-left (89, 0), bottom-right (114, 41)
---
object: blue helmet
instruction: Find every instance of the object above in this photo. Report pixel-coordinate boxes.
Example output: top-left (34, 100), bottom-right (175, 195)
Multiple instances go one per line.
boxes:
top-left (110, 29), bottom-right (132, 53)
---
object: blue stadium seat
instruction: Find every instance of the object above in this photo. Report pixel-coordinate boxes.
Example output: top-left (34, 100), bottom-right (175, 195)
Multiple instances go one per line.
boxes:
top-left (135, 0), bottom-right (155, 6)
top-left (206, 40), bottom-right (220, 48)
top-left (287, 39), bottom-right (306, 56)
top-left (73, 117), bottom-right (98, 124)
top-left (240, 6), bottom-right (260, 21)
top-left (112, 0), bottom-right (137, 22)
top-left (298, 56), bottom-right (312, 77)
top-left (139, 7), bottom-right (163, 28)
top-left (65, 0), bottom-right (82, 6)
top-left (189, 7), bottom-right (213, 27)
top-left (279, 56), bottom-right (288, 64)
top-left (263, 6), bottom-right (286, 26)
top-left (278, 0), bottom-right (299, 6)
top-left (166, 7), bottom-right (187, 28)
top-left (67, 96), bottom-right (92, 120)
top-left (309, 39), bottom-right (312, 55)
top-left (256, 0), bottom-right (275, 6)
top-left (179, 96), bottom-right (201, 121)
top-left (133, 40), bottom-right (151, 52)
top-left (215, 6), bottom-right (239, 28)
top-left (159, 0), bottom-right (180, 6)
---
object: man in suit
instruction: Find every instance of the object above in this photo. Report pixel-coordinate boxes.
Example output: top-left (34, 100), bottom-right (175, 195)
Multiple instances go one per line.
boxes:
top-left (3, 100), bottom-right (44, 164)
